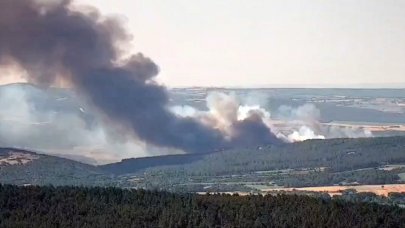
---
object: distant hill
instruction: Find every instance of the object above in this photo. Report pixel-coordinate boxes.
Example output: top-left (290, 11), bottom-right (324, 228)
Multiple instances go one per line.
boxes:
top-left (101, 136), bottom-right (405, 176)
top-left (101, 153), bottom-right (206, 175)
top-left (100, 136), bottom-right (405, 191)
top-left (0, 148), bottom-right (112, 186)
top-left (2, 136), bottom-right (405, 190)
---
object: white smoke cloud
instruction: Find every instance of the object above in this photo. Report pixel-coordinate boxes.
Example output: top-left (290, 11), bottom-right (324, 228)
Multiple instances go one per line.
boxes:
top-left (276, 104), bottom-right (373, 141)
top-left (171, 92), bottom-right (278, 141)
top-left (238, 105), bottom-right (271, 121)
top-left (171, 94), bottom-right (374, 143)
top-left (278, 103), bottom-right (321, 123)
top-left (287, 126), bottom-right (325, 141)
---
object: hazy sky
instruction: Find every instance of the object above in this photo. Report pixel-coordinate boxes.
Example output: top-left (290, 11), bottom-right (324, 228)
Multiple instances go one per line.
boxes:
top-left (76, 0), bottom-right (405, 87)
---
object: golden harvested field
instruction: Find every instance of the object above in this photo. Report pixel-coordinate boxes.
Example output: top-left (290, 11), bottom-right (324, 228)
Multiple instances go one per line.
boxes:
top-left (325, 123), bottom-right (405, 132)
top-left (271, 120), bottom-right (405, 135)
top-left (266, 184), bottom-right (405, 196)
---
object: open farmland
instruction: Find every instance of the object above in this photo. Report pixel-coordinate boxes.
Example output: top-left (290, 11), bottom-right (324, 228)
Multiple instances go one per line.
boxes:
top-left (266, 184), bottom-right (405, 196)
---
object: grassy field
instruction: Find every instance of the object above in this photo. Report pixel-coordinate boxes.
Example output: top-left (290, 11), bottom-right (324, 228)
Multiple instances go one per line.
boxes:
top-left (265, 184), bottom-right (405, 196)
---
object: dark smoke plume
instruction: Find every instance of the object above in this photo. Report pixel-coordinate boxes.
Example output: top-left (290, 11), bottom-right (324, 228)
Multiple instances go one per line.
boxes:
top-left (0, 0), bottom-right (281, 153)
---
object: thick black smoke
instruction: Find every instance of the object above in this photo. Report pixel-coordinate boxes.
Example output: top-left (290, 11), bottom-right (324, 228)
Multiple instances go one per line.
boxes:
top-left (0, 0), bottom-right (281, 153)
top-left (231, 114), bottom-right (281, 147)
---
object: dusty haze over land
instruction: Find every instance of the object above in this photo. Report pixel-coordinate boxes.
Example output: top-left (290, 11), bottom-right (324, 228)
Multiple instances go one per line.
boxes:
top-left (0, 0), bottom-right (282, 162)
top-left (0, 0), bottom-right (403, 163)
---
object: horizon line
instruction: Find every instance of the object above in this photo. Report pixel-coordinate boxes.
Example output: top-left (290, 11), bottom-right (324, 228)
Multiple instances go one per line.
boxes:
top-left (2, 82), bottom-right (405, 90)
top-left (169, 83), bottom-right (405, 89)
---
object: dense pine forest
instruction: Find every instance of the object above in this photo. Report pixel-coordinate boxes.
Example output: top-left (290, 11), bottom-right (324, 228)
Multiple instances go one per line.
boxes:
top-left (0, 184), bottom-right (404, 227)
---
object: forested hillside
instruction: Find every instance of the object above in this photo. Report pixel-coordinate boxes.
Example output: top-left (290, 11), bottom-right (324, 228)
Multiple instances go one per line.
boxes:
top-left (0, 148), bottom-right (112, 186)
top-left (105, 136), bottom-right (405, 176)
top-left (102, 153), bottom-right (206, 175)
top-left (2, 137), bottom-right (405, 190)
top-left (0, 184), bottom-right (404, 227)
top-left (105, 137), bottom-right (405, 191)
